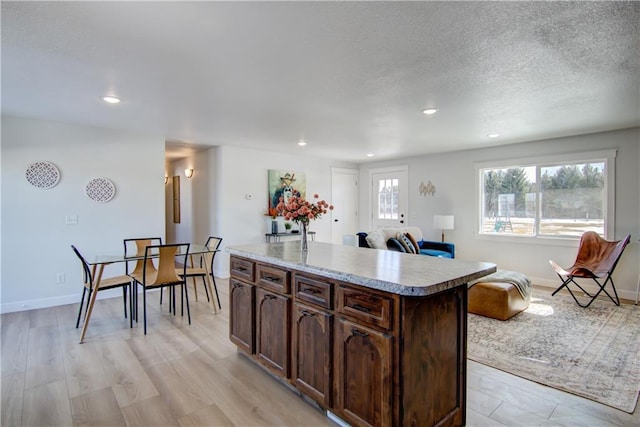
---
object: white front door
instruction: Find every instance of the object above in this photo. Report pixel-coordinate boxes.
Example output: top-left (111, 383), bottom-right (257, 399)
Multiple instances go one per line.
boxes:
top-left (330, 168), bottom-right (359, 244)
top-left (371, 166), bottom-right (408, 230)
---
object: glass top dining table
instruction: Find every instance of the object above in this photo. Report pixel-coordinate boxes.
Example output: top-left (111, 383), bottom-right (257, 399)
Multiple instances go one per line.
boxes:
top-left (79, 244), bottom-right (219, 343)
top-left (86, 244), bottom-right (215, 265)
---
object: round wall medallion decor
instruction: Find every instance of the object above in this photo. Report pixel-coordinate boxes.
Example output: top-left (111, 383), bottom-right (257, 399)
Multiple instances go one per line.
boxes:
top-left (25, 161), bottom-right (61, 189)
top-left (85, 177), bottom-right (116, 203)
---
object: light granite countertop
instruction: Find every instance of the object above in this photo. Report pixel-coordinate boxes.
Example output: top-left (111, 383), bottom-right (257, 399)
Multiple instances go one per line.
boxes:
top-left (226, 241), bottom-right (496, 297)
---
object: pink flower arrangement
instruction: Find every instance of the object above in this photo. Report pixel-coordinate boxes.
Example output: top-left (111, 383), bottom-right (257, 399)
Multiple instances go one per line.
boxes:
top-left (276, 193), bottom-right (334, 225)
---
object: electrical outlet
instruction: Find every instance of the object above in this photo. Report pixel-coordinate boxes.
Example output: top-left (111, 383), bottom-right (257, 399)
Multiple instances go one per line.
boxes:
top-left (56, 273), bottom-right (65, 283)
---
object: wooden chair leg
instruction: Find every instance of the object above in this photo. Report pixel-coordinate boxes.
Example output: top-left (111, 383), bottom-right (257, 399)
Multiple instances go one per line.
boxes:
top-left (192, 276), bottom-right (199, 301)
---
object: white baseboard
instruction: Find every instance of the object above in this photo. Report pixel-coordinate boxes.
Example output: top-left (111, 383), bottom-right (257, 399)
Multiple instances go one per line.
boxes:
top-left (1, 288), bottom-right (124, 314)
top-left (326, 410), bottom-right (350, 427)
top-left (1, 285), bottom-right (201, 314)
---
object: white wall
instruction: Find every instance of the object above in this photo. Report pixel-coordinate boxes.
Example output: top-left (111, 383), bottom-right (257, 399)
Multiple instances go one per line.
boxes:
top-left (3, 115), bottom-right (636, 312)
top-left (212, 145), bottom-right (356, 277)
top-left (359, 128), bottom-right (640, 300)
top-left (1, 116), bottom-right (166, 312)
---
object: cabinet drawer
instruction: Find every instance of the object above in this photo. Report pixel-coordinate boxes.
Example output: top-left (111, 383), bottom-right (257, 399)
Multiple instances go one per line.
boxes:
top-left (294, 273), bottom-right (333, 310)
top-left (256, 264), bottom-right (290, 294)
top-left (230, 257), bottom-right (255, 282)
top-left (337, 285), bottom-right (393, 330)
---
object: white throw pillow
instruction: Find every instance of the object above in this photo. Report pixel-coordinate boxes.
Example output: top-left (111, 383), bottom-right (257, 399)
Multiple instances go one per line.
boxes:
top-left (365, 230), bottom-right (388, 250)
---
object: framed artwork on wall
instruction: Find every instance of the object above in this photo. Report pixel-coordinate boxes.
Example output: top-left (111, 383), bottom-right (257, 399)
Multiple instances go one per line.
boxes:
top-left (268, 169), bottom-right (306, 212)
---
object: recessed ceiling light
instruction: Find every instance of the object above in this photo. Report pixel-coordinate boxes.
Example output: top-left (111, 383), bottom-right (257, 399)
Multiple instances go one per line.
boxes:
top-left (102, 96), bottom-right (120, 104)
top-left (487, 133), bottom-right (500, 138)
top-left (422, 108), bottom-right (438, 115)
top-left (298, 139), bottom-right (307, 146)
top-left (366, 153), bottom-right (375, 157)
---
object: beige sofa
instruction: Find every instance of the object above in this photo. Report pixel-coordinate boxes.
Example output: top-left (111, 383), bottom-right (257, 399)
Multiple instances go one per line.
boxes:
top-left (356, 226), bottom-right (455, 258)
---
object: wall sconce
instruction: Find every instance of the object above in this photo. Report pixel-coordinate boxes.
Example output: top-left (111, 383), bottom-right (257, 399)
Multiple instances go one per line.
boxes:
top-left (433, 215), bottom-right (455, 242)
top-left (164, 175), bottom-right (168, 185)
top-left (184, 168), bottom-right (194, 179)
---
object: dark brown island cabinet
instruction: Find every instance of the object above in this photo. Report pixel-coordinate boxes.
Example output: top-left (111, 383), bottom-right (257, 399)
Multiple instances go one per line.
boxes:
top-left (228, 242), bottom-right (495, 427)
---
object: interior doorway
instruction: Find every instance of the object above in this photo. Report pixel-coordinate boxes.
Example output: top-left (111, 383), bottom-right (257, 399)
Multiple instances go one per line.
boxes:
top-left (330, 168), bottom-right (359, 244)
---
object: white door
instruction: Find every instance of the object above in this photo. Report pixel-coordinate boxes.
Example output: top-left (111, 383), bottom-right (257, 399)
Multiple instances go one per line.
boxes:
top-left (371, 166), bottom-right (408, 230)
top-left (331, 168), bottom-right (359, 244)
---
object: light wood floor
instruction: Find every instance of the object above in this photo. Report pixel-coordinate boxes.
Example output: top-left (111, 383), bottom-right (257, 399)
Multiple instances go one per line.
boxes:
top-left (2, 279), bottom-right (638, 427)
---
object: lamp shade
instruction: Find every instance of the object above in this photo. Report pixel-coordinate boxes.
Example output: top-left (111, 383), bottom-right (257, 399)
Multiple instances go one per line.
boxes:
top-left (433, 215), bottom-right (455, 230)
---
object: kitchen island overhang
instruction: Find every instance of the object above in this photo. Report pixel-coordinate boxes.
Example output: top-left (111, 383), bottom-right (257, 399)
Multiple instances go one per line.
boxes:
top-left (227, 241), bottom-right (496, 296)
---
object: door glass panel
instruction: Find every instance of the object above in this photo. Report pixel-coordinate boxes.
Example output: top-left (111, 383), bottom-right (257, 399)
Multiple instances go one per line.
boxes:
top-left (371, 168), bottom-right (407, 230)
top-left (377, 178), bottom-right (398, 220)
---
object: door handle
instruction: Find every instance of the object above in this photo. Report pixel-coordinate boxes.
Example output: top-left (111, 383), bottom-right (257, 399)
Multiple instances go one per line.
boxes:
top-left (334, 219), bottom-right (339, 222)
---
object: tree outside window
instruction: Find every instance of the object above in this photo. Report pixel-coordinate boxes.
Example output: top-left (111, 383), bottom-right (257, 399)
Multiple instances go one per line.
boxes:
top-left (480, 161), bottom-right (606, 238)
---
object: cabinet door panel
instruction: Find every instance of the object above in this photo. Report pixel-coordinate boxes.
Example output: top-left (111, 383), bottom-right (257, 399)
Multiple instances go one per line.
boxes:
top-left (402, 288), bottom-right (466, 427)
top-left (256, 288), bottom-right (291, 378)
top-left (292, 303), bottom-right (332, 407)
top-left (335, 318), bottom-right (393, 427)
top-left (229, 279), bottom-right (255, 354)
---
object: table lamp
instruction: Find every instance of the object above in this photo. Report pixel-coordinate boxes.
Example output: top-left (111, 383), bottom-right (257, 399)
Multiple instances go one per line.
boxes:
top-left (433, 215), bottom-right (455, 242)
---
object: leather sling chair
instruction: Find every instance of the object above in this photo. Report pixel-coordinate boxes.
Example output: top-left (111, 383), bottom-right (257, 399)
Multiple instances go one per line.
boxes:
top-left (549, 231), bottom-right (631, 308)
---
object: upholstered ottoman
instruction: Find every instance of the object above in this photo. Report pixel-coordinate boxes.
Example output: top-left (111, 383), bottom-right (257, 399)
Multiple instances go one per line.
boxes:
top-left (468, 270), bottom-right (531, 321)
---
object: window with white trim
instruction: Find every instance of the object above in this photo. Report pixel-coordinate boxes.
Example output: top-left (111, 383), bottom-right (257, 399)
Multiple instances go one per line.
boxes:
top-left (476, 150), bottom-right (616, 239)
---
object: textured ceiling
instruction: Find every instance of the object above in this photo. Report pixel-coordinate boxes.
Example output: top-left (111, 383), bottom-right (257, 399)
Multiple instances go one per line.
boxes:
top-left (2, 1), bottom-right (639, 162)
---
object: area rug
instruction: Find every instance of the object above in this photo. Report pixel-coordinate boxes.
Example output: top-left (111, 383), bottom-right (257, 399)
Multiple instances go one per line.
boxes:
top-left (467, 288), bottom-right (640, 413)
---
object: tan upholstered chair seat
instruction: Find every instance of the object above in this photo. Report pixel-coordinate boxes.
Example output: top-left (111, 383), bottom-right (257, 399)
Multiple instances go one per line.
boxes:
top-left (468, 281), bottom-right (530, 321)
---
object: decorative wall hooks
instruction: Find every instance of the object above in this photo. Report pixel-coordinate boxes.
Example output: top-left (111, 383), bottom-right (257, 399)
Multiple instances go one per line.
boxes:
top-left (419, 180), bottom-right (436, 196)
top-left (85, 177), bottom-right (116, 203)
top-left (25, 161), bottom-right (60, 189)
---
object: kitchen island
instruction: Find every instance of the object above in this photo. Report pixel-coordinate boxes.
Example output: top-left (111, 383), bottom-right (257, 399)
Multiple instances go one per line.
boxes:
top-left (227, 241), bottom-right (496, 427)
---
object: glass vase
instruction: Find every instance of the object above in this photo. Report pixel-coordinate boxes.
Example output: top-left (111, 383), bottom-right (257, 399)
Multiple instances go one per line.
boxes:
top-left (300, 222), bottom-right (309, 252)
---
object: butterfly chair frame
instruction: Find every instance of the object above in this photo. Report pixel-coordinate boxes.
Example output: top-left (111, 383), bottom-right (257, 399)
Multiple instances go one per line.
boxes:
top-left (130, 243), bottom-right (191, 334)
top-left (549, 232), bottom-right (631, 308)
top-left (180, 236), bottom-right (223, 310)
top-left (71, 245), bottom-right (132, 328)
